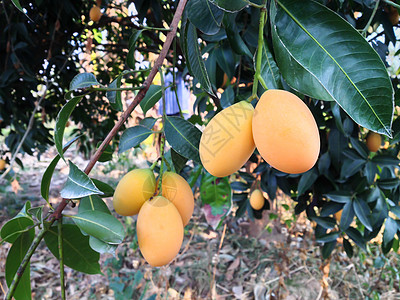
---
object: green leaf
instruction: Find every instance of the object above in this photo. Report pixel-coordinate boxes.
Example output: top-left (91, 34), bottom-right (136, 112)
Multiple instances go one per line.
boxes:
top-left (223, 13), bottom-right (252, 57)
top-left (187, 0), bottom-right (224, 35)
top-left (340, 159), bottom-right (366, 179)
top-left (210, 0), bottom-right (248, 12)
top-left (97, 142), bottom-right (114, 163)
top-left (1, 217), bottom-right (34, 243)
top-left (322, 240), bottom-right (337, 259)
top-left (41, 136), bottom-right (80, 202)
top-left (309, 216), bottom-right (336, 230)
top-left (71, 211), bottom-right (125, 244)
top-left (164, 116), bottom-right (202, 163)
top-left (345, 227), bottom-right (366, 251)
top-left (78, 195), bottom-right (111, 215)
top-left (297, 167), bottom-right (318, 196)
top-left (383, 217), bottom-right (398, 246)
top-left (15, 201), bottom-right (32, 219)
top-left (324, 191), bottom-right (352, 203)
top-left (119, 125), bottom-right (152, 153)
top-left (171, 148), bottom-right (188, 174)
top-left (378, 178), bottom-right (400, 190)
top-left (139, 117), bottom-right (158, 129)
top-left (89, 236), bottom-right (118, 255)
top-left (353, 197), bottom-right (372, 231)
top-left (390, 206), bottom-right (400, 219)
top-left (5, 231), bottom-right (34, 300)
top-left (271, 0), bottom-right (394, 136)
top-left (343, 238), bottom-right (353, 258)
top-left (54, 96), bottom-right (83, 160)
top-left (340, 201), bottom-right (354, 231)
top-left (127, 29), bottom-right (144, 69)
top-left (91, 178), bottom-right (115, 198)
top-left (60, 161), bottom-right (103, 199)
top-left (316, 232), bottom-right (340, 243)
top-left (140, 85), bottom-right (163, 115)
top-left (372, 155), bottom-right (400, 166)
top-left (186, 22), bottom-right (215, 96)
top-left (11, 0), bottom-right (33, 21)
top-left (107, 76), bottom-right (123, 111)
top-left (350, 137), bottom-right (369, 159)
top-left (220, 85), bottom-right (235, 109)
top-left (69, 73), bottom-right (99, 90)
top-left (256, 39), bottom-right (282, 90)
top-left (44, 224), bottom-right (101, 274)
top-left (200, 172), bottom-right (232, 229)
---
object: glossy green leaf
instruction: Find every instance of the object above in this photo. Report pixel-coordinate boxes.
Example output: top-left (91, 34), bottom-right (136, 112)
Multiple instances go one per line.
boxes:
top-left (345, 227), bottom-right (366, 251)
top-left (316, 232), bottom-right (340, 243)
top-left (390, 206), bottom-right (400, 219)
top-left (214, 43), bottom-right (236, 79)
top-left (353, 197), bottom-right (372, 231)
top-left (322, 240), bottom-right (337, 259)
top-left (78, 194), bottom-right (111, 215)
top-left (256, 39), bottom-right (282, 90)
top-left (339, 201), bottom-right (354, 231)
top-left (119, 125), bottom-right (152, 153)
top-left (297, 167), bottom-right (318, 196)
top-left (340, 158), bottom-right (366, 179)
top-left (164, 116), bottom-right (202, 163)
top-left (372, 155), bottom-right (400, 166)
top-left (28, 206), bottom-right (43, 223)
top-left (6, 231), bottom-right (34, 300)
top-left (210, 0), bottom-right (248, 12)
top-left (11, 0), bottom-right (24, 13)
top-left (69, 73), bottom-right (99, 90)
top-left (364, 161), bottom-right (378, 185)
top-left (187, 0), bottom-right (224, 35)
top-left (350, 137), bottom-right (369, 159)
top-left (343, 237), bottom-right (353, 258)
top-left (1, 217), bottom-right (34, 243)
top-left (220, 85), bottom-right (235, 109)
top-left (89, 236), bottom-right (118, 255)
top-left (60, 161), bottom-right (103, 199)
top-left (41, 136), bottom-right (80, 202)
top-left (14, 201), bottom-right (32, 218)
top-left (97, 143), bottom-right (114, 163)
top-left (200, 172), bottom-right (232, 229)
top-left (107, 76), bottom-right (123, 111)
top-left (127, 29), bottom-right (144, 69)
top-left (71, 211), bottom-right (125, 244)
top-left (271, 0), bottom-right (394, 136)
top-left (139, 117), bottom-right (158, 129)
top-left (140, 85), bottom-right (162, 115)
top-left (44, 224), bottom-right (101, 274)
top-left (171, 148), bottom-right (188, 174)
top-left (378, 178), bottom-right (400, 190)
top-left (320, 202), bottom-right (343, 217)
top-left (310, 216), bottom-right (336, 230)
top-left (186, 22), bottom-right (215, 96)
top-left (91, 178), bottom-right (115, 198)
top-left (54, 96), bottom-right (82, 160)
top-left (324, 191), bottom-right (352, 203)
top-left (383, 217), bottom-right (397, 246)
top-left (223, 13), bottom-right (252, 57)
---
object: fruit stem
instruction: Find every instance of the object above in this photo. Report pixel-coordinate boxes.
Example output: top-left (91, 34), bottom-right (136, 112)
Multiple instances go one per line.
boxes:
top-left (58, 219), bottom-right (66, 300)
top-left (172, 38), bottom-right (184, 118)
top-left (162, 156), bottom-right (172, 172)
top-left (251, 8), bottom-right (268, 101)
top-left (157, 134), bottom-right (167, 194)
top-left (149, 158), bottom-right (160, 171)
top-left (362, 0), bottom-right (380, 36)
top-left (384, 0), bottom-right (400, 9)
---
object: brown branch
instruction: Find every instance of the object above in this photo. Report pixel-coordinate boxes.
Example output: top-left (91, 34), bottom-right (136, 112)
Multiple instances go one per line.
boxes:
top-left (49, 0), bottom-right (188, 220)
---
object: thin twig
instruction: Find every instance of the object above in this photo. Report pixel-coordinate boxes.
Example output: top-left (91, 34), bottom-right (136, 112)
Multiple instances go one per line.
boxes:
top-left (362, 0), bottom-right (381, 36)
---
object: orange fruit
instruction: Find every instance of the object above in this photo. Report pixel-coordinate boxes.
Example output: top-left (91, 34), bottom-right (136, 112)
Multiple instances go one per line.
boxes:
top-left (334, 209), bottom-right (342, 222)
top-left (113, 169), bottom-right (156, 216)
top-left (249, 189), bottom-right (264, 210)
top-left (137, 196), bottom-right (183, 267)
top-left (162, 172), bottom-right (194, 226)
top-left (199, 101), bottom-right (255, 177)
top-left (89, 6), bottom-right (102, 22)
top-left (366, 131), bottom-right (381, 152)
top-left (0, 159), bottom-right (6, 171)
top-left (252, 90), bottom-right (320, 174)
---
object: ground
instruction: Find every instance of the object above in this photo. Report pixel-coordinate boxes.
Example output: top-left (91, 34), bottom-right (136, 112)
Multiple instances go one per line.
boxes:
top-left (1, 145), bottom-right (400, 299)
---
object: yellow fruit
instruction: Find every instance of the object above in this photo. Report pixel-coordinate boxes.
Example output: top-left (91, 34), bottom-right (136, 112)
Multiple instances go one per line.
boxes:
top-left (366, 132), bottom-right (381, 152)
top-left (137, 196), bottom-right (184, 267)
top-left (89, 6), bottom-right (102, 22)
top-left (162, 172), bottom-right (194, 226)
top-left (249, 189), bottom-right (264, 210)
top-left (199, 101), bottom-right (255, 177)
top-left (334, 209), bottom-right (342, 222)
top-left (113, 169), bottom-right (156, 216)
top-left (0, 159), bottom-right (5, 170)
top-left (252, 90), bottom-right (320, 174)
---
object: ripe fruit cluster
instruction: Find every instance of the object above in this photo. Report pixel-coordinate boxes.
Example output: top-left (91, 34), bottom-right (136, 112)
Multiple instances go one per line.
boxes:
top-left (113, 169), bottom-right (194, 267)
top-left (199, 89), bottom-right (320, 177)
